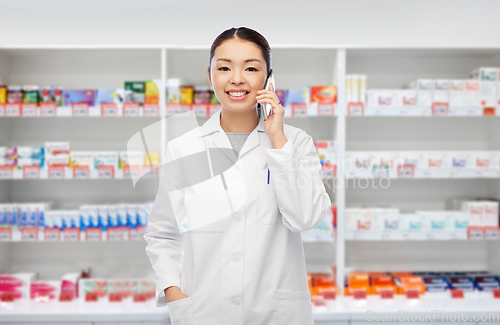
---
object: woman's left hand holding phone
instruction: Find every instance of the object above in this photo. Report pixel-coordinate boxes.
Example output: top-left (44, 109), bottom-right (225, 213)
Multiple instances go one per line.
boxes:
top-left (165, 286), bottom-right (189, 303)
top-left (256, 83), bottom-right (288, 149)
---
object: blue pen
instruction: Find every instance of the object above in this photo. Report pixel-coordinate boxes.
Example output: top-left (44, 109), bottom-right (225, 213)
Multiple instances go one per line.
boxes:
top-left (267, 168), bottom-right (270, 184)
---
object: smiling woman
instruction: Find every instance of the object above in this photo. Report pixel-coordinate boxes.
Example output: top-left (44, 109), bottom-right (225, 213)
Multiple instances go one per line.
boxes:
top-left (144, 26), bottom-right (331, 325)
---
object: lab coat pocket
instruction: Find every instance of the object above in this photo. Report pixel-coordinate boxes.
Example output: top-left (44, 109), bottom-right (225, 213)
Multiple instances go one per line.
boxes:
top-left (258, 169), bottom-right (279, 225)
top-left (167, 296), bottom-right (192, 325)
top-left (275, 289), bottom-right (314, 325)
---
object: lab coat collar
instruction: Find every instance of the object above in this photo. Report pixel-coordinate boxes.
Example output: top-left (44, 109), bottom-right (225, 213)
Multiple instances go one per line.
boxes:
top-left (199, 108), bottom-right (266, 165)
top-left (199, 107), bottom-right (265, 137)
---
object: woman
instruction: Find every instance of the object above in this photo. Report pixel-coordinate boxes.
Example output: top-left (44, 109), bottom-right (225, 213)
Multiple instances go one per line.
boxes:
top-left (144, 27), bottom-right (332, 325)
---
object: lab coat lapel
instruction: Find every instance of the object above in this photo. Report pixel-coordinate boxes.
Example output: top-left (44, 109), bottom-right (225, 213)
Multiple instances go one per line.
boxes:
top-left (238, 108), bottom-right (266, 158)
top-left (200, 109), bottom-right (238, 168)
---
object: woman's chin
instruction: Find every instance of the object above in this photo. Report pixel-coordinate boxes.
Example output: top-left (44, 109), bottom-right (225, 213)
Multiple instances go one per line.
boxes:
top-left (222, 103), bottom-right (257, 113)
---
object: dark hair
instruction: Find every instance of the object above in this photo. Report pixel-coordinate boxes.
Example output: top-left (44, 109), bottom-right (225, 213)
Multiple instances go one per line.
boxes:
top-left (209, 27), bottom-right (272, 78)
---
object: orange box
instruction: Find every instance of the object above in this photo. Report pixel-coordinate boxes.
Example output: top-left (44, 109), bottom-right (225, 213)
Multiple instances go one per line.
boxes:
top-left (371, 274), bottom-right (394, 286)
top-left (345, 286), bottom-right (369, 296)
top-left (391, 272), bottom-right (414, 277)
top-left (394, 275), bottom-right (426, 295)
top-left (370, 285), bottom-right (397, 295)
top-left (348, 273), bottom-right (369, 287)
top-left (310, 86), bottom-right (337, 104)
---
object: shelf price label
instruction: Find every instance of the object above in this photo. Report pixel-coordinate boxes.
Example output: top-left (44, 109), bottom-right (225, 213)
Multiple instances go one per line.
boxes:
top-left (0, 104), bottom-right (4, 116)
top-left (397, 164), bottom-right (415, 178)
top-left (485, 227), bottom-right (499, 240)
top-left (85, 227), bottom-right (102, 241)
top-left (123, 102), bottom-right (140, 116)
top-left (109, 292), bottom-right (122, 302)
top-left (432, 102), bottom-right (449, 116)
top-left (49, 166), bottom-right (65, 179)
top-left (85, 292), bottom-right (98, 302)
top-left (468, 226), bottom-right (484, 240)
top-left (348, 102), bottom-right (364, 116)
top-left (180, 104), bottom-right (192, 113)
top-left (124, 165), bottom-right (140, 179)
top-left (0, 227), bottom-right (12, 241)
top-left (63, 228), bottom-right (80, 241)
top-left (73, 166), bottom-right (90, 179)
top-left (291, 103), bottom-right (307, 117)
top-left (40, 103), bottom-right (57, 116)
top-left (98, 165), bottom-right (114, 179)
top-left (1, 292), bottom-right (15, 303)
top-left (209, 104), bottom-right (222, 116)
top-left (133, 293), bottom-right (147, 303)
top-left (101, 103), bottom-right (118, 116)
top-left (72, 103), bottom-right (89, 116)
top-left (44, 228), bottom-right (60, 241)
top-left (21, 227), bottom-right (38, 241)
top-left (23, 165), bottom-right (40, 179)
top-left (450, 289), bottom-right (464, 299)
top-left (21, 104), bottom-right (37, 117)
top-left (353, 289), bottom-right (367, 300)
top-left (318, 103), bottom-right (335, 116)
top-left (5, 104), bottom-right (21, 116)
top-left (167, 103), bottom-right (181, 116)
top-left (191, 104), bottom-right (208, 117)
top-left (59, 291), bottom-right (74, 302)
top-left (143, 104), bottom-right (159, 116)
top-left (0, 166), bottom-right (13, 179)
top-left (321, 289), bottom-right (336, 300)
top-left (483, 107), bottom-right (496, 116)
top-left (380, 289), bottom-right (394, 299)
top-left (405, 289), bottom-right (420, 299)
top-left (108, 227), bottom-right (123, 241)
top-left (131, 225), bottom-right (147, 241)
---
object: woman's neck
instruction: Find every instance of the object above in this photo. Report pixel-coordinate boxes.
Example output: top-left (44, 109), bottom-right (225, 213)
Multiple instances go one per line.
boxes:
top-left (220, 108), bottom-right (260, 133)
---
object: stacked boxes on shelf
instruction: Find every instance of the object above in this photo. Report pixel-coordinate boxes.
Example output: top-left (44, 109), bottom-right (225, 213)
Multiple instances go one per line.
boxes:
top-left (351, 67), bottom-right (500, 110)
top-left (345, 151), bottom-right (500, 178)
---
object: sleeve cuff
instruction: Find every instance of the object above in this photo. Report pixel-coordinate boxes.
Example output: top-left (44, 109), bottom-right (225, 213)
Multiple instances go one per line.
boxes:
top-left (264, 139), bottom-right (295, 164)
top-left (155, 278), bottom-right (181, 307)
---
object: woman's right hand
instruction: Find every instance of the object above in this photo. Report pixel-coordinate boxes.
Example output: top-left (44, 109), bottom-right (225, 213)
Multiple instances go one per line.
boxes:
top-left (165, 286), bottom-right (189, 303)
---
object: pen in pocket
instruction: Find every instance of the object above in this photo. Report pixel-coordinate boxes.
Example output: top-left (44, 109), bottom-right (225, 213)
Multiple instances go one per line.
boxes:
top-left (267, 168), bottom-right (270, 184)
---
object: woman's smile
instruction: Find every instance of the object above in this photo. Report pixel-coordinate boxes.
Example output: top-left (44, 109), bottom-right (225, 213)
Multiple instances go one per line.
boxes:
top-left (226, 89), bottom-right (250, 101)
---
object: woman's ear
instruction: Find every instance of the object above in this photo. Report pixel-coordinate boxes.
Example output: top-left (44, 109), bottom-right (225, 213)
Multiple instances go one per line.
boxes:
top-left (207, 67), bottom-right (212, 87)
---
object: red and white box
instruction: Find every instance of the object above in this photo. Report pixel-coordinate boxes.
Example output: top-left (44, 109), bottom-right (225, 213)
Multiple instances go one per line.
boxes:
top-left (346, 208), bottom-right (372, 231)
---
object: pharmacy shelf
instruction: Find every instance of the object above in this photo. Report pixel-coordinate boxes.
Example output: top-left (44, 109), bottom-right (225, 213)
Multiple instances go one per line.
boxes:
top-left (346, 291), bottom-right (500, 322)
top-left (0, 104), bottom-right (338, 118)
top-left (346, 169), bottom-right (500, 179)
top-left (0, 167), bottom-right (157, 180)
top-left (0, 168), bottom-right (335, 181)
top-left (0, 300), bottom-right (170, 323)
top-left (0, 104), bottom-right (162, 118)
top-left (2, 294), bottom-right (500, 324)
top-left (348, 105), bottom-right (500, 117)
top-left (0, 228), bottom-right (147, 242)
top-left (0, 228), bottom-right (334, 244)
top-left (0, 300), bottom-right (350, 324)
top-left (344, 229), bottom-right (500, 241)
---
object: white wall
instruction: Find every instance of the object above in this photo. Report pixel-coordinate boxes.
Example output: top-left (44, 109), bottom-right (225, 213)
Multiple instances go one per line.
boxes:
top-left (0, 0), bottom-right (499, 48)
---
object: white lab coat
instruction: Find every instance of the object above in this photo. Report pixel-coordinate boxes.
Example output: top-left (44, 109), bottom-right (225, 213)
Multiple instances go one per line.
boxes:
top-left (144, 109), bottom-right (332, 325)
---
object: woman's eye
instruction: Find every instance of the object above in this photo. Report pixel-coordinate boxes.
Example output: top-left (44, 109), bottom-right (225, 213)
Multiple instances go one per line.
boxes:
top-left (218, 67), bottom-right (229, 71)
top-left (247, 67), bottom-right (258, 71)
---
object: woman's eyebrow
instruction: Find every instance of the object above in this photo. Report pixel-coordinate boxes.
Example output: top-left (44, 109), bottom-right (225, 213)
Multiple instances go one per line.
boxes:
top-left (217, 58), bottom-right (261, 63)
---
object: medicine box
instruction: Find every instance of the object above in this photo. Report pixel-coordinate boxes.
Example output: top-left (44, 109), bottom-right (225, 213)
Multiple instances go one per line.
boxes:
top-left (472, 67), bottom-right (497, 107)
top-left (449, 80), bottom-right (466, 107)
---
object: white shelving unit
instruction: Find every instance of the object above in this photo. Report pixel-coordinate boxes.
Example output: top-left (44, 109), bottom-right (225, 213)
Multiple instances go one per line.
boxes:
top-left (2, 46), bottom-right (500, 324)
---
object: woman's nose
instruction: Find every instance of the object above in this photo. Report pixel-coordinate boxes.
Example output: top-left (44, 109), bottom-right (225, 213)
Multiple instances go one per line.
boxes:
top-left (231, 71), bottom-right (245, 84)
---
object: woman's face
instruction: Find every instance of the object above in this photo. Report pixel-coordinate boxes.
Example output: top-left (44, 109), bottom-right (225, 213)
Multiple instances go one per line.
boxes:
top-left (208, 38), bottom-right (267, 113)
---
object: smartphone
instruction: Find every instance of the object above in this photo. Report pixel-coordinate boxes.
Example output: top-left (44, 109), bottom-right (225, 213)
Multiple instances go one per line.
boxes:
top-left (258, 73), bottom-right (275, 120)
